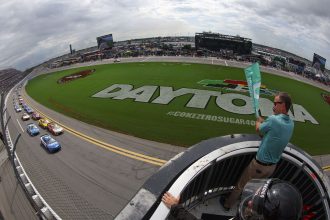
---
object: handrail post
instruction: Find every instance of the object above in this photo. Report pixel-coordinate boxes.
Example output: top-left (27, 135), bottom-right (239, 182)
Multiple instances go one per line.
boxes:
top-left (199, 161), bottom-right (216, 203)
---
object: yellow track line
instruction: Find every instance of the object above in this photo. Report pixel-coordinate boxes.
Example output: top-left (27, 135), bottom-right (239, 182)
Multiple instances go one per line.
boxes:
top-left (22, 97), bottom-right (167, 166)
top-left (323, 165), bottom-right (330, 172)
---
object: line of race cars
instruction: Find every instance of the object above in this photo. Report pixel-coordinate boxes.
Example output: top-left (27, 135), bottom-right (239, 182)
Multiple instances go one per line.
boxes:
top-left (14, 94), bottom-right (62, 153)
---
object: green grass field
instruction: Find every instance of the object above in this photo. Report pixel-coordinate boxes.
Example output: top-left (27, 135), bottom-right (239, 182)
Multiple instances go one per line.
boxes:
top-left (26, 62), bottom-right (330, 155)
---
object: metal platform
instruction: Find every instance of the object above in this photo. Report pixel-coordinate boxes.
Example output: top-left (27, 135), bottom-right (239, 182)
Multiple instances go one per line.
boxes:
top-left (116, 134), bottom-right (330, 220)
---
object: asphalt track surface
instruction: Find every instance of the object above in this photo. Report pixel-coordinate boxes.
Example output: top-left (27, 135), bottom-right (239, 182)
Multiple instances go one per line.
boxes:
top-left (6, 56), bottom-right (330, 219)
top-left (8, 60), bottom-right (185, 218)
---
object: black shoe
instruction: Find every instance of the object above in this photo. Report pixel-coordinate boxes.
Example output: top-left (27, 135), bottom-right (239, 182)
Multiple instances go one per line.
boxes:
top-left (219, 196), bottom-right (230, 211)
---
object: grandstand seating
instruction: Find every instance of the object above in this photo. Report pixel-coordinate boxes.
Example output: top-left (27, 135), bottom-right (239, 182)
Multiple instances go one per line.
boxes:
top-left (0, 69), bottom-right (24, 93)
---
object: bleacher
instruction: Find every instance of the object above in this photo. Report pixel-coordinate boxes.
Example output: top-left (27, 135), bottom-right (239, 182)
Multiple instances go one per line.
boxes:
top-left (0, 68), bottom-right (24, 93)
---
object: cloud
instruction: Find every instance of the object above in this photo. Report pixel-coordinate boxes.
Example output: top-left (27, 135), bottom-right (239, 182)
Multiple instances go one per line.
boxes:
top-left (0, 0), bottom-right (329, 70)
top-left (232, 0), bottom-right (330, 61)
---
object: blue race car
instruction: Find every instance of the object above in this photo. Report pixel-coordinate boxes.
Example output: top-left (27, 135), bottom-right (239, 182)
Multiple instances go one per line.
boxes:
top-left (26, 123), bottom-right (40, 136)
top-left (40, 134), bottom-right (61, 153)
top-left (25, 107), bottom-right (34, 114)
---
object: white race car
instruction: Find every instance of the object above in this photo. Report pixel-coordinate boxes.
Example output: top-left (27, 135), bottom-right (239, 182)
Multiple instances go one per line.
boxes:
top-left (22, 113), bottom-right (30, 121)
top-left (15, 106), bottom-right (22, 112)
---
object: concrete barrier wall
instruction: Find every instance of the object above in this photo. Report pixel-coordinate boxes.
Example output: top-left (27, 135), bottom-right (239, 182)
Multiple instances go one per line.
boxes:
top-left (0, 142), bottom-right (38, 220)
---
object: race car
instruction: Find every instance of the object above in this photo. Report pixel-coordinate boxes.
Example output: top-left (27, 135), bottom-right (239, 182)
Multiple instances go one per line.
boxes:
top-left (26, 123), bottom-right (40, 136)
top-left (14, 105), bottom-right (22, 112)
top-left (32, 112), bottom-right (42, 120)
top-left (22, 113), bottom-right (30, 121)
top-left (40, 134), bottom-right (61, 153)
top-left (38, 118), bottom-right (51, 129)
top-left (23, 105), bottom-right (29, 111)
top-left (25, 107), bottom-right (34, 114)
top-left (47, 122), bottom-right (64, 135)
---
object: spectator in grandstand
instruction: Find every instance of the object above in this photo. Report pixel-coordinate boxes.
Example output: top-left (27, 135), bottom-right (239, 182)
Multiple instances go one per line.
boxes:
top-left (220, 92), bottom-right (294, 211)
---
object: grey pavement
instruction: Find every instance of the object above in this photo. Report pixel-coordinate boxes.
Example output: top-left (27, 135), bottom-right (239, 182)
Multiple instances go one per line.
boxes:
top-left (313, 154), bottom-right (330, 177)
top-left (8, 76), bottom-right (185, 219)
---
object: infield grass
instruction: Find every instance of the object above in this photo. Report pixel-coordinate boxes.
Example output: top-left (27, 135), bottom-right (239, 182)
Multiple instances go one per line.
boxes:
top-left (26, 62), bottom-right (330, 155)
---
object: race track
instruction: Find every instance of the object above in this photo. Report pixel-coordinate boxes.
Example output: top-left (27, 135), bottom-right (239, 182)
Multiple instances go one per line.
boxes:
top-left (6, 56), bottom-right (329, 219)
top-left (7, 64), bottom-right (185, 219)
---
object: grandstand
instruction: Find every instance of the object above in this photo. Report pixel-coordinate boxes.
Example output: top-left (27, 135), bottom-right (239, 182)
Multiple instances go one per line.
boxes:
top-left (0, 68), bottom-right (24, 93)
top-left (195, 32), bottom-right (252, 55)
top-left (41, 33), bottom-right (329, 86)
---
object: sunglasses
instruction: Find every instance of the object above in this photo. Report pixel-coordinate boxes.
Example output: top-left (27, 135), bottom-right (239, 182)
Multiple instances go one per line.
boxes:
top-left (273, 101), bottom-right (283, 106)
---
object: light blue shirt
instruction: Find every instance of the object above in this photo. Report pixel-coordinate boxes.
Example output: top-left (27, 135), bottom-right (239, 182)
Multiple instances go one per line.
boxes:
top-left (257, 114), bottom-right (294, 164)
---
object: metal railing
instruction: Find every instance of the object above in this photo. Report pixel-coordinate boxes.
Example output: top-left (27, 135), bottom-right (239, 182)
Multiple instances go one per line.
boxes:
top-left (1, 92), bottom-right (49, 219)
top-left (178, 152), bottom-right (329, 219)
top-left (153, 141), bottom-right (330, 219)
top-left (1, 81), bottom-right (61, 219)
top-left (116, 135), bottom-right (330, 220)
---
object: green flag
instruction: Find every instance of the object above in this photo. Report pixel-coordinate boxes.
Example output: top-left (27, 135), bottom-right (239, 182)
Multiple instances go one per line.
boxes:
top-left (244, 62), bottom-right (261, 118)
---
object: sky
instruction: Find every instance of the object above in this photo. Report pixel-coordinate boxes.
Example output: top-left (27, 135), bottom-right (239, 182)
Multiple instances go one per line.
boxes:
top-left (1, 0), bottom-right (330, 71)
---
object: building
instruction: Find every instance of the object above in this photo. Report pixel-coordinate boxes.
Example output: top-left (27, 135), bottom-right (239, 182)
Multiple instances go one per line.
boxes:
top-left (195, 32), bottom-right (252, 55)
